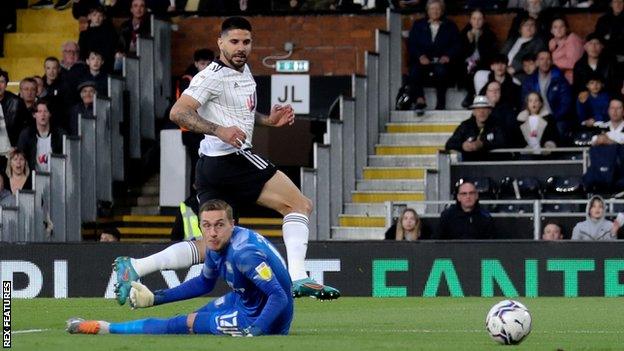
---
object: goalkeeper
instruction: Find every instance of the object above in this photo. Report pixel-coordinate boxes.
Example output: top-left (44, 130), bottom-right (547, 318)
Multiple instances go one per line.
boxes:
top-left (67, 199), bottom-right (293, 336)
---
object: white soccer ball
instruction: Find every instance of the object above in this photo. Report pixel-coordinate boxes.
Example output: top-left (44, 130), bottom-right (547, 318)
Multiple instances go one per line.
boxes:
top-left (485, 299), bottom-right (532, 345)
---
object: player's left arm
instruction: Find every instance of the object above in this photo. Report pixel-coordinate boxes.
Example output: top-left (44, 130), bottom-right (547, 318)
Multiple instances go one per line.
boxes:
top-left (236, 251), bottom-right (290, 336)
top-left (255, 104), bottom-right (295, 127)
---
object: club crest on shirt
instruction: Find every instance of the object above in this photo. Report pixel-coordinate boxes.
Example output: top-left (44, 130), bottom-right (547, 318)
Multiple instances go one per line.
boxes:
top-left (254, 262), bottom-right (273, 281)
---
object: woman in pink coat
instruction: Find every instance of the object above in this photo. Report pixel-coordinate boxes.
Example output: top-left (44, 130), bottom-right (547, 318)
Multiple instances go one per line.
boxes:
top-left (549, 16), bottom-right (584, 84)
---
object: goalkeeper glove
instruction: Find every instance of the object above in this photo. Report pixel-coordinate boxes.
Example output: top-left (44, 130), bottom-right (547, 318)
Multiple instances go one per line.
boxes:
top-left (129, 281), bottom-right (154, 308)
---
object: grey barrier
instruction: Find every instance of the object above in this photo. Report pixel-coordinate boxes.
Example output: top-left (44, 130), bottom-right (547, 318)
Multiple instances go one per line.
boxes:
top-left (153, 17), bottom-right (172, 119)
top-left (81, 117), bottom-right (97, 222)
top-left (95, 97), bottom-right (113, 202)
top-left (387, 9), bottom-right (402, 111)
top-left (33, 172), bottom-right (50, 242)
top-left (376, 30), bottom-right (391, 129)
top-left (17, 190), bottom-right (35, 241)
top-left (340, 97), bottom-right (356, 206)
top-left (365, 52), bottom-right (379, 156)
top-left (327, 118), bottom-right (343, 228)
top-left (123, 57), bottom-right (142, 159)
top-left (138, 37), bottom-right (156, 140)
top-left (108, 76), bottom-right (125, 181)
top-left (353, 75), bottom-right (367, 180)
top-left (314, 144), bottom-right (331, 240)
top-left (50, 155), bottom-right (67, 241)
top-left (0, 207), bottom-right (18, 242)
top-left (300, 168), bottom-right (317, 240)
top-left (64, 136), bottom-right (81, 241)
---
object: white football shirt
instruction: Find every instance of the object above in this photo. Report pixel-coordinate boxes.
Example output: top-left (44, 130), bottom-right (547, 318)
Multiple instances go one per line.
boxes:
top-left (183, 60), bottom-right (257, 156)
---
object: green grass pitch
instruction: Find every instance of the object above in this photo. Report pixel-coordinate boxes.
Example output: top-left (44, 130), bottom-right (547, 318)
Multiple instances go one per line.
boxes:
top-left (9, 297), bottom-right (624, 350)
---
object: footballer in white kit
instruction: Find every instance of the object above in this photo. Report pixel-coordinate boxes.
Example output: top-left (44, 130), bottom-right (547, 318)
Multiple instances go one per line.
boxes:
top-left (112, 16), bottom-right (340, 303)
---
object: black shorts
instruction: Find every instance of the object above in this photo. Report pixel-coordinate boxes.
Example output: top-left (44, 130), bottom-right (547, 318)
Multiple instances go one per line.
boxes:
top-left (194, 149), bottom-right (277, 213)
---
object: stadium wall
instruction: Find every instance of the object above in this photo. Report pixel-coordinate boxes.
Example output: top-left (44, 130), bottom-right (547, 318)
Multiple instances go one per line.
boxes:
top-left (2, 242), bottom-right (624, 298)
top-left (171, 13), bottom-right (600, 77)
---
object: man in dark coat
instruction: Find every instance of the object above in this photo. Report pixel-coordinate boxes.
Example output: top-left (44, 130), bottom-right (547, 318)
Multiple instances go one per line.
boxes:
top-left (445, 95), bottom-right (507, 161)
top-left (407, 0), bottom-right (460, 110)
top-left (0, 70), bottom-right (29, 146)
top-left (436, 181), bottom-right (494, 240)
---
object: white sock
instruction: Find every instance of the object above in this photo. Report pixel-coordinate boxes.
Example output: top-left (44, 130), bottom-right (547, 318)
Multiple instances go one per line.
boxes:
top-left (282, 212), bottom-right (309, 281)
top-left (130, 241), bottom-right (201, 277)
top-left (98, 321), bottom-right (110, 334)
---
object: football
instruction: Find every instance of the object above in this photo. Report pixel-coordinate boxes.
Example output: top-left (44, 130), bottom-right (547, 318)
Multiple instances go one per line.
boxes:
top-left (485, 300), bottom-right (532, 345)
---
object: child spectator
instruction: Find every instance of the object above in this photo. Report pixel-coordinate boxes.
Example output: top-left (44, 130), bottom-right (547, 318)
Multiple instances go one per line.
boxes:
top-left (571, 195), bottom-right (618, 240)
top-left (384, 208), bottom-right (422, 241)
top-left (516, 91), bottom-right (559, 151)
top-left (577, 74), bottom-right (610, 127)
top-left (78, 5), bottom-right (118, 73)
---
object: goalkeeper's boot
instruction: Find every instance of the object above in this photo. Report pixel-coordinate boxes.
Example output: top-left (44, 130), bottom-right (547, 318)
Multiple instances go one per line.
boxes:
top-left (113, 256), bottom-right (139, 305)
top-left (292, 277), bottom-right (340, 300)
top-left (66, 318), bottom-right (102, 334)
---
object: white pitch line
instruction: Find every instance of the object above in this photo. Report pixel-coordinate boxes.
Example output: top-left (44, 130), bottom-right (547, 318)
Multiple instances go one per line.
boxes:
top-left (296, 328), bottom-right (624, 335)
top-left (12, 329), bottom-right (50, 334)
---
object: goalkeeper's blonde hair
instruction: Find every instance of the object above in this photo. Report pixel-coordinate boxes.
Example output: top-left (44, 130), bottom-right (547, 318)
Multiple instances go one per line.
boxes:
top-left (199, 199), bottom-right (234, 222)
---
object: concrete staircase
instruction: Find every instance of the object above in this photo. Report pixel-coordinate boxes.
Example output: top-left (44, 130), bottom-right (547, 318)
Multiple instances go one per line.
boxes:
top-left (331, 106), bottom-right (471, 240)
top-left (0, 8), bottom-right (78, 91)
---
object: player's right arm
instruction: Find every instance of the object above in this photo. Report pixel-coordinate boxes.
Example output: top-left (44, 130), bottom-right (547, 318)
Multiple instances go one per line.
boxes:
top-left (129, 261), bottom-right (218, 308)
top-left (170, 95), bottom-right (247, 148)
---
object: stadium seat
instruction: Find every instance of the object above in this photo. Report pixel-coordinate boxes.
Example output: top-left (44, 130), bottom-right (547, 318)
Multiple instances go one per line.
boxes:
top-left (545, 176), bottom-right (584, 196)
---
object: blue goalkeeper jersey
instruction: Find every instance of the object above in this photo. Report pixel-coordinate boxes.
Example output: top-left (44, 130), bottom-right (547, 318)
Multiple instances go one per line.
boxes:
top-left (202, 226), bottom-right (293, 334)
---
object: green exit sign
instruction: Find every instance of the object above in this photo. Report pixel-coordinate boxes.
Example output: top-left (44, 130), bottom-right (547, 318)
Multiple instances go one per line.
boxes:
top-left (276, 60), bottom-right (309, 73)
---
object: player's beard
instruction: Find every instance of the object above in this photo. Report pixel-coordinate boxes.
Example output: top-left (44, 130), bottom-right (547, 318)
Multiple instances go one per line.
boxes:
top-left (224, 50), bottom-right (247, 71)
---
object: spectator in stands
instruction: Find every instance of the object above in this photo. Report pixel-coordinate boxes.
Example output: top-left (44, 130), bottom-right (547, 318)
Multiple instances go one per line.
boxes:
top-left (436, 181), bottom-right (494, 239)
top-left (407, 0), bottom-right (460, 111)
top-left (5, 148), bottom-right (31, 193)
top-left (60, 41), bottom-right (82, 74)
top-left (514, 53), bottom-right (538, 86)
top-left (445, 96), bottom-right (506, 161)
top-left (459, 9), bottom-right (498, 108)
top-left (78, 5), bottom-right (118, 73)
top-left (0, 70), bottom-right (29, 147)
top-left (516, 91), bottom-right (559, 151)
top-left (17, 99), bottom-right (66, 172)
top-left (75, 51), bottom-right (109, 96)
top-left (43, 57), bottom-right (65, 99)
top-left (478, 54), bottom-right (522, 110)
top-left (549, 16), bottom-right (585, 84)
top-left (507, 0), bottom-right (559, 8)
top-left (577, 73), bottom-right (610, 127)
top-left (591, 98), bottom-right (624, 145)
top-left (68, 81), bottom-right (96, 136)
top-left (521, 50), bottom-right (573, 140)
top-left (484, 81), bottom-right (521, 145)
top-left (18, 78), bottom-right (38, 114)
top-left (384, 208), bottom-right (422, 241)
top-left (573, 32), bottom-right (619, 97)
top-left (594, 0), bottom-right (624, 64)
top-left (542, 222), bottom-right (563, 240)
top-left (502, 17), bottom-right (547, 78)
top-left (119, 0), bottom-right (151, 55)
top-left (99, 227), bottom-right (121, 242)
top-left (571, 195), bottom-right (618, 240)
top-left (32, 76), bottom-right (45, 98)
top-left (178, 48), bottom-right (215, 94)
top-left (507, 0), bottom-right (556, 42)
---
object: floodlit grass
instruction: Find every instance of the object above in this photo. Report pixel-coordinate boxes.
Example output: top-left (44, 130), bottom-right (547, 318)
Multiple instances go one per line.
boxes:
top-left (9, 297), bottom-right (624, 350)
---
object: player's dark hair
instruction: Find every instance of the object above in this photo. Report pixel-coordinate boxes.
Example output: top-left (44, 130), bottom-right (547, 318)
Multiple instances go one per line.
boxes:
top-left (194, 48), bottom-right (215, 62)
top-left (221, 17), bottom-right (252, 36)
top-left (199, 199), bottom-right (234, 222)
